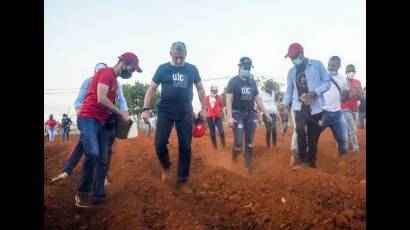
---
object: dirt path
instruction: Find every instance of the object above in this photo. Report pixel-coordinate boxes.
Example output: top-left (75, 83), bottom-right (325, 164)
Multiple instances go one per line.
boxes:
top-left (44, 127), bottom-right (366, 230)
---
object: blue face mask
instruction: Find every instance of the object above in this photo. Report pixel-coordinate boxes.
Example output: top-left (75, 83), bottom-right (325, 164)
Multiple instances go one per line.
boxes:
top-left (239, 69), bottom-right (250, 78)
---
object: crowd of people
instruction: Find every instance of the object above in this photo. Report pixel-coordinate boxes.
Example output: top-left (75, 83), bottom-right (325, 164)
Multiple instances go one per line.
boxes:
top-left (49, 41), bottom-right (365, 208)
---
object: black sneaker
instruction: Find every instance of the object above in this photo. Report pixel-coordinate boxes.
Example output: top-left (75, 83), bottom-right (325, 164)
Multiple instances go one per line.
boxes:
top-left (308, 161), bottom-right (316, 168)
top-left (75, 193), bottom-right (91, 208)
top-left (92, 196), bottom-right (107, 206)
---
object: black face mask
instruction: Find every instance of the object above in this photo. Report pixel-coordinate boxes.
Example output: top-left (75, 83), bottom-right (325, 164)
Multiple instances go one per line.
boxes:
top-left (120, 69), bottom-right (132, 79)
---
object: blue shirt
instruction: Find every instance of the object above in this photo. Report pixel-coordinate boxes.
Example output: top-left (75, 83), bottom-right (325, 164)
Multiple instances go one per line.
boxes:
top-left (152, 62), bottom-right (201, 113)
top-left (282, 59), bottom-right (331, 115)
top-left (226, 76), bottom-right (259, 112)
top-left (74, 77), bottom-right (128, 112)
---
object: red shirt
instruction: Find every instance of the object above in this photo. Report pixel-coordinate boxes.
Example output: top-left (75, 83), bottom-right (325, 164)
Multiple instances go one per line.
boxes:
top-left (206, 95), bottom-right (224, 120)
top-left (46, 119), bottom-right (57, 128)
top-left (341, 79), bottom-right (362, 112)
top-left (78, 68), bottom-right (118, 123)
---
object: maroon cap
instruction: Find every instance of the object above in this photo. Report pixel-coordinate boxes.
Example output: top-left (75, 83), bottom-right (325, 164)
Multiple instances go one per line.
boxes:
top-left (119, 52), bottom-right (142, 73)
top-left (285, 43), bottom-right (303, 58)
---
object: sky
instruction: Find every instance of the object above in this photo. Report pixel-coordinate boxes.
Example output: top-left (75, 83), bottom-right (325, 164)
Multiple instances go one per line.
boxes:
top-left (44, 0), bottom-right (366, 121)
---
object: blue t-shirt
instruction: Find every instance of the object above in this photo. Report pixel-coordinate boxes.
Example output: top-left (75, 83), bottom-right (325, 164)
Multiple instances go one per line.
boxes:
top-left (226, 76), bottom-right (259, 112)
top-left (153, 62), bottom-right (201, 113)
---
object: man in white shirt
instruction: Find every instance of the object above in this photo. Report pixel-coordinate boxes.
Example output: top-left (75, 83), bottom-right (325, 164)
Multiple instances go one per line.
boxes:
top-left (321, 56), bottom-right (349, 155)
top-left (259, 80), bottom-right (279, 147)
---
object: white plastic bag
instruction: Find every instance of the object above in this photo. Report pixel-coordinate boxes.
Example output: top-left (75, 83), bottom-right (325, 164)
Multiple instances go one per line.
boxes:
top-left (127, 121), bottom-right (138, 138)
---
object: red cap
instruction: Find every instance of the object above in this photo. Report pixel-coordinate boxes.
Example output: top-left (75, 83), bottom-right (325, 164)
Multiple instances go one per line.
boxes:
top-left (119, 52), bottom-right (142, 73)
top-left (285, 43), bottom-right (303, 58)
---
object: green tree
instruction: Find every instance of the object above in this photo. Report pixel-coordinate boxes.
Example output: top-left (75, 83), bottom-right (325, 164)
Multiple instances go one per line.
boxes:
top-left (122, 81), bottom-right (160, 119)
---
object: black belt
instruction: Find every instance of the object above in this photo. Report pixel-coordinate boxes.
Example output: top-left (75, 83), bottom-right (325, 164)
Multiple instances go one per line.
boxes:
top-left (232, 109), bottom-right (256, 114)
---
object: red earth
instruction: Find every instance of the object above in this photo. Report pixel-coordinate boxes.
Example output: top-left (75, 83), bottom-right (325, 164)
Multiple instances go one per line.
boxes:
top-left (44, 126), bottom-right (366, 230)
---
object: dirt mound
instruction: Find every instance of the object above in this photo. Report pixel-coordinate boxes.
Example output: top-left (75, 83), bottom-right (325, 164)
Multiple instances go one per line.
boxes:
top-left (45, 127), bottom-right (366, 229)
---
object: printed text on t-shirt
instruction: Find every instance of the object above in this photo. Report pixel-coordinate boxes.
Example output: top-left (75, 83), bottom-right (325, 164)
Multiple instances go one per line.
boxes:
top-left (172, 72), bottom-right (188, 88)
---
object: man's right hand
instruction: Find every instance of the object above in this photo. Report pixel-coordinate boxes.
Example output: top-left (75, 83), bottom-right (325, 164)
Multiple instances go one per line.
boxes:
top-left (119, 111), bottom-right (130, 122)
top-left (141, 110), bottom-right (150, 123)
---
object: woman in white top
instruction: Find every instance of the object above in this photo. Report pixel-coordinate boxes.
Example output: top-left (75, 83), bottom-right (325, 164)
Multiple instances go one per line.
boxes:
top-left (259, 80), bottom-right (279, 147)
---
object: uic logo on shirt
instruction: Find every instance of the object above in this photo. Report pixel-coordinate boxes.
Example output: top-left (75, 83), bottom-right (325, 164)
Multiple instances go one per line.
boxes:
top-left (172, 73), bottom-right (185, 81)
top-left (241, 86), bottom-right (251, 95)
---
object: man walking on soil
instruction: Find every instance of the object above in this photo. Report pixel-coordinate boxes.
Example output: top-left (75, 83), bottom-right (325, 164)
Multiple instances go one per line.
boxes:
top-left (205, 85), bottom-right (226, 149)
top-left (52, 62), bottom-right (129, 186)
top-left (141, 41), bottom-right (206, 193)
top-left (279, 43), bottom-right (331, 168)
top-left (75, 53), bottom-right (142, 208)
top-left (341, 64), bottom-right (362, 152)
top-left (321, 56), bottom-right (349, 155)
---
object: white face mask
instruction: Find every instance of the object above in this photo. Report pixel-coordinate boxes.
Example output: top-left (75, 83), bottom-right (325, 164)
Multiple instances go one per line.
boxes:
top-left (291, 54), bottom-right (304, 66)
top-left (347, 72), bottom-right (356, 79)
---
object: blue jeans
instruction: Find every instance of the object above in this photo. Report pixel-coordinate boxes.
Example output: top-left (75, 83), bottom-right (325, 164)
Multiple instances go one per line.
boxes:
top-left (61, 127), bottom-right (70, 141)
top-left (232, 111), bottom-right (257, 169)
top-left (76, 117), bottom-right (111, 199)
top-left (262, 113), bottom-right (277, 147)
top-left (64, 128), bottom-right (115, 176)
top-left (154, 111), bottom-right (193, 183)
top-left (321, 110), bottom-right (349, 155)
top-left (206, 117), bottom-right (226, 149)
top-left (47, 128), bottom-right (56, 141)
top-left (359, 112), bottom-right (366, 129)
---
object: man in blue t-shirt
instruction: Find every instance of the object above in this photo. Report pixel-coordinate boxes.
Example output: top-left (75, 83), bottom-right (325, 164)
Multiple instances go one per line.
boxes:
top-left (142, 41), bottom-right (206, 192)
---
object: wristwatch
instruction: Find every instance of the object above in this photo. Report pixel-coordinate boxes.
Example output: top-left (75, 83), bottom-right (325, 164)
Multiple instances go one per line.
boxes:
top-left (142, 108), bottom-right (150, 112)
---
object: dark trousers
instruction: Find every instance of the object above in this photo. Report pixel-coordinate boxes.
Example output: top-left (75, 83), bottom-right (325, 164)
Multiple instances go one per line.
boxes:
top-left (262, 113), bottom-right (277, 147)
top-left (294, 106), bottom-right (322, 164)
top-left (154, 111), bottom-right (193, 182)
top-left (206, 117), bottom-right (226, 149)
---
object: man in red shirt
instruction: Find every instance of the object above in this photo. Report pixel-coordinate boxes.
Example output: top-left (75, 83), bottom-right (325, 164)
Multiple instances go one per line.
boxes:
top-left (205, 85), bottom-right (226, 149)
top-left (75, 52), bottom-right (142, 208)
top-left (341, 64), bottom-right (362, 152)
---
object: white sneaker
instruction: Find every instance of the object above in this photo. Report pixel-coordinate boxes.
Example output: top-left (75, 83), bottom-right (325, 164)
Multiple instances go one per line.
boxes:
top-left (104, 177), bottom-right (110, 186)
top-left (52, 172), bottom-right (69, 182)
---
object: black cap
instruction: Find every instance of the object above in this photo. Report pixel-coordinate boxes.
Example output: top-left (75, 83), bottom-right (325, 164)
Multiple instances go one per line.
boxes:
top-left (238, 57), bottom-right (254, 68)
